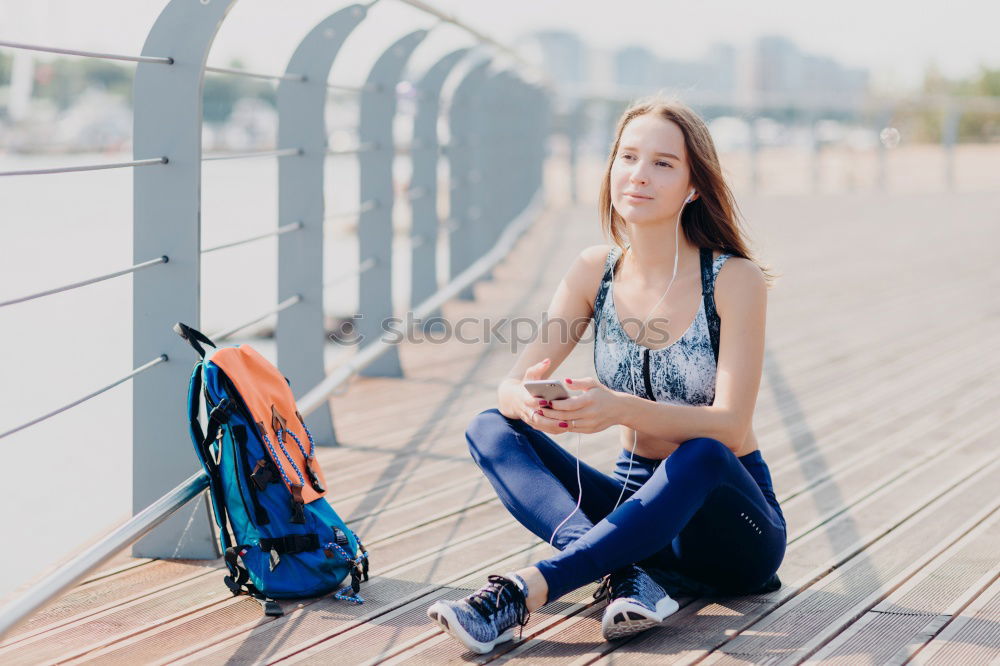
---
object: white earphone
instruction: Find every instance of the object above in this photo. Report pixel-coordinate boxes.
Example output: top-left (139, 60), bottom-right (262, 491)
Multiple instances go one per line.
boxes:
top-left (548, 189), bottom-right (696, 547)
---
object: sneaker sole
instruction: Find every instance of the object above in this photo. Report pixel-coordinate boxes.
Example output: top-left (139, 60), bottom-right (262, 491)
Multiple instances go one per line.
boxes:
top-left (426, 601), bottom-right (516, 654)
top-left (601, 595), bottom-right (680, 641)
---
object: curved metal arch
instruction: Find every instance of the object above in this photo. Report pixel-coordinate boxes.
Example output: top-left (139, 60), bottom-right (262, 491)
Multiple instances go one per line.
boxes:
top-left (447, 58), bottom-right (492, 301)
top-left (409, 47), bottom-right (471, 326)
top-left (276, 4), bottom-right (371, 447)
top-left (132, 0), bottom-right (240, 560)
top-left (356, 29), bottom-right (430, 378)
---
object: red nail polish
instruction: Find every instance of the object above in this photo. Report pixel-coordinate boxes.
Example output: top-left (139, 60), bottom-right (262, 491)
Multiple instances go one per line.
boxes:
top-left (559, 421), bottom-right (568, 428)
top-left (565, 378), bottom-right (573, 384)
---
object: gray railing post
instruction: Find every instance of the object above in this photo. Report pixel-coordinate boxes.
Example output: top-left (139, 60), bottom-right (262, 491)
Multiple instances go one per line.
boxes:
top-left (357, 30), bottom-right (429, 377)
top-left (276, 5), bottom-right (369, 447)
top-left (410, 48), bottom-right (470, 328)
top-left (525, 81), bottom-right (540, 209)
top-left (809, 112), bottom-right (822, 193)
top-left (491, 72), bottom-right (515, 247)
top-left (567, 99), bottom-right (584, 205)
top-left (132, 0), bottom-right (237, 559)
top-left (876, 106), bottom-right (893, 192)
top-left (512, 79), bottom-right (530, 215)
top-left (942, 99), bottom-right (960, 191)
top-left (474, 69), bottom-right (505, 283)
top-left (449, 59), bottom-right (492, 300)
top-left (748, 114), bottom-right (760, 194)
top-left (529, 83), bottom-right (550, 208)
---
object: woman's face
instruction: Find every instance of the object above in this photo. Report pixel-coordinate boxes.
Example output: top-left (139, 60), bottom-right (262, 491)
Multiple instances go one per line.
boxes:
top-left (610, 113), bottom-right (696, 227)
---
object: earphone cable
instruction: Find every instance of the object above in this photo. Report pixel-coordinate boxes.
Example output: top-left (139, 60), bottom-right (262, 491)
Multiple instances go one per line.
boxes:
top-left (549, 189), bottom-right (694, 546)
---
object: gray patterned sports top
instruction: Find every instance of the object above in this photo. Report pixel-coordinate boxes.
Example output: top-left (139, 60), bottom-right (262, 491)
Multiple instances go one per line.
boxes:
top-left (593, 245), bottom-right (733, 406)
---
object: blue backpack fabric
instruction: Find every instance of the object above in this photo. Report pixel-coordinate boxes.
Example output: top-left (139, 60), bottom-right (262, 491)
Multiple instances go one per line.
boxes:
top-left (176, 322), bottom-right (369, 617)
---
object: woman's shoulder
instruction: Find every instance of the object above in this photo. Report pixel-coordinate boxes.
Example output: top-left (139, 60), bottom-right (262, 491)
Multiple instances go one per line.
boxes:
top-left (714, 254), bottom-right (766, 317)
top-left (580, 243), bottom-right (617, 267)
top-left (567, 244), bottom-right (616, 311)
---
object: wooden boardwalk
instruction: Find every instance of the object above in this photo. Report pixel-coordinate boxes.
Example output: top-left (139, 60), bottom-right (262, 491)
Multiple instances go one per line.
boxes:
top-left (3, 189), bottom-right (1000, 665)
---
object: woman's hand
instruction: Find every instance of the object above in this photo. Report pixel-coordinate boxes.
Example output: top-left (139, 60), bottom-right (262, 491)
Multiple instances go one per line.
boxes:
top-left (498, 358), bottom-right (569, 435)
top-left (539, 376), bottom-right (624, 434)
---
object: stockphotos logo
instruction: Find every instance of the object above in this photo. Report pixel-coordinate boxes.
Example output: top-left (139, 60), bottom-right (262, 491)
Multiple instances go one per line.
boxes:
top-left (329, 311), bottom-right (675, 352)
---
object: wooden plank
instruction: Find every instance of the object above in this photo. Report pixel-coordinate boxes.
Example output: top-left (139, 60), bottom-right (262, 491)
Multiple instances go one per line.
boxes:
top-left (6, 189), bottom-right (995, 662)
top-left (328, 232), bottom-right (1000, 446)
top-left (909, 575), bottom-right (1000, 665)
top-left (380, 413), bottom-right (999, 665)
top-left (807, 510), bottom-right (1000, 664)
top-left (291, 540), bottom-right (586, 666)
top-left (697, 471), bottom-right (1000, 664)
top-left (275, 377), bottom-right (1000, 664)
top-left (50, 431), bottom-right (618, 664)
top-left (13, 505), bottom-right (532, 665)
top-left (326, 302), bottom-right (994, 493)
top-left (601, 445), bottom-right (1000, 665)
top-left (17, 338), bottom-right (992, 660)
top-left (133, 523), bottom-right (545, 665)
top-left (8, 307), bottom-right (963, 643)
top-left (0, 560), bottom-right (218, 643)
top-left (336, 278), bottom-right (1000, 464)
top-left (7, 304), bottom-right (988, 656)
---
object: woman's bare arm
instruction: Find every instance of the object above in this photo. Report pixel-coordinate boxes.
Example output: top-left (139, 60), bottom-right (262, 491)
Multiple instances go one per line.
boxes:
top-left (497, 244), bottom-right (612, 425)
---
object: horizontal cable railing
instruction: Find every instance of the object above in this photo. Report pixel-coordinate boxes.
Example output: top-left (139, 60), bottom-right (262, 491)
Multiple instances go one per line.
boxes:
top-left (0, 255), bottom-right (169, 308)
top-left (0, 39), bottom-right (173, 64)
top-left (201, 222), bottom-right (303, 255)
top-left (0, 157), bottom-right (168, 177)
top-left (326, 142), bottom-right (379, 156)
top-left (202, 148), bottom-right (303, 162)
top-left (0, 355), bottom-right (169, 441)
top-left (325, 199), bottom-right (379, 220)
top-left (209, 295), bottom-right (302, 342)
top-left (327, 82), bottom-right (377, 93)
top-left (204, 64), bottom-right (306, 82)
top-left (325, 257), bottom-right (378, 287)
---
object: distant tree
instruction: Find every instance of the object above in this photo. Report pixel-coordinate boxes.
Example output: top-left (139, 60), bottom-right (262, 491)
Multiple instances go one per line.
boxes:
top-left (914, 63), bottom-right (1000, 143)
top-left (203, 58), bottom-right (276, 123)
top-left (10, 53), bottom-right (274, 122)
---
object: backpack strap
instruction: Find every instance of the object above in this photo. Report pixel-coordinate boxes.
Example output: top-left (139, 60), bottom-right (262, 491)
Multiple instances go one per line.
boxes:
top-left (186, 363), bottom-right (231, 549)
top-left (174, 322), bottom-right (217, 358)
top-left (188, 366), bottom-right (284, 616)
top-left (699, 248), bottom-right (721, 363)
top-left (225, 546), bottom-right (283, 617)
top-left (259, 533), bottom-right (321, 555)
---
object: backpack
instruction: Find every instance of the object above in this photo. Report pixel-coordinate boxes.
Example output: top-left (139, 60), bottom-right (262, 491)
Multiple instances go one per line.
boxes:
top-left (175, 322), bottom-right (369, 617)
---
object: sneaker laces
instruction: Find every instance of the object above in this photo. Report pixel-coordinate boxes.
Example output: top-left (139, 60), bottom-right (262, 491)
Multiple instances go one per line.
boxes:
top-left (466, 575), bottom-right (531, 635)
top-left (593, 566), bottom-right (641, 603)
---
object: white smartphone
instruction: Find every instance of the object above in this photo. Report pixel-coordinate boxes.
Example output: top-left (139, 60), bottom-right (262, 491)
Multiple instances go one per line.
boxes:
top-left (523, 379), bottom-right (579, 402)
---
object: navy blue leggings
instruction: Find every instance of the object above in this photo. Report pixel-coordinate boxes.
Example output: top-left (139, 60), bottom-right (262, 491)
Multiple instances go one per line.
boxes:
top-left (465, 409), bottom-right (787, 603)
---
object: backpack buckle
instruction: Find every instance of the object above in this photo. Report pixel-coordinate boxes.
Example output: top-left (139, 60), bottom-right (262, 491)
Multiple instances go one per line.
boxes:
top-left (223, 575), bottom-right (242, 596)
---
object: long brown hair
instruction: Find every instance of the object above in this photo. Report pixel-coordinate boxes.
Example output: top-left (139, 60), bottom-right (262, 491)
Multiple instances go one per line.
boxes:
top-left (598, 94), bottom-right (779, 288)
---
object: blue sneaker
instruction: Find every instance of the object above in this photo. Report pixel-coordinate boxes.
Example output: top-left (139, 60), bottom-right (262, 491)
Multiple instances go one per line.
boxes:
top-left (595, 564), bottom-right (679, 640)
top-left (426, 573), bottom-right (531, 654)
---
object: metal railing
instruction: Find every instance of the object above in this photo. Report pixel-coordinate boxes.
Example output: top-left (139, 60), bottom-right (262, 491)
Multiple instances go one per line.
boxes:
top-left (0, 0), bottom-right (550, 639)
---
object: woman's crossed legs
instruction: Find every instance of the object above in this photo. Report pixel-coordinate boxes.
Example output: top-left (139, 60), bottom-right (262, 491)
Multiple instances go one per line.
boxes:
top-left (465, 408), bottom-right (786, 604)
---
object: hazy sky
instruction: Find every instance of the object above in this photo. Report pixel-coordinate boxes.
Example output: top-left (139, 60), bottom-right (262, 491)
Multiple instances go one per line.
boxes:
top-left (1, 0), bottom-right (996, 94)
